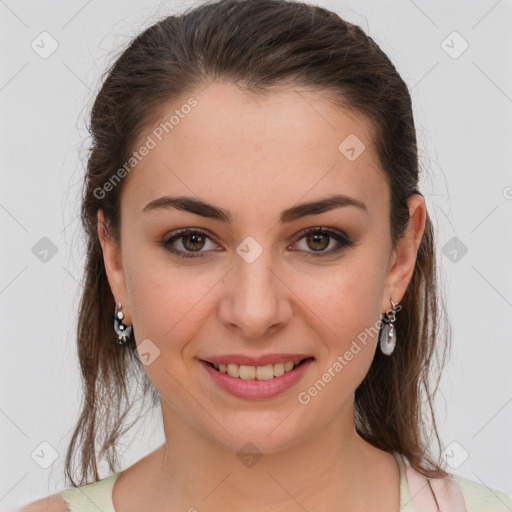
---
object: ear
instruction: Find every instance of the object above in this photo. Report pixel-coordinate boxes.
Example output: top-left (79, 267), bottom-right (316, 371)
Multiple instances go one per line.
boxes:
top-left (97, 209), bottom-right (131, 323)
top-left (381, 194), bottom-right (427, 312)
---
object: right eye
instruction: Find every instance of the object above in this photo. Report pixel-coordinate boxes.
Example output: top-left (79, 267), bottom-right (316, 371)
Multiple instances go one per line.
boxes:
top-left (160, 228), bottom-right (221, 259)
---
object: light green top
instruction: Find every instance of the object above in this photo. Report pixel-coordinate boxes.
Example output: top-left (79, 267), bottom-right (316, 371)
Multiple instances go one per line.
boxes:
top-left (58, 451), bottom-right (512, 511)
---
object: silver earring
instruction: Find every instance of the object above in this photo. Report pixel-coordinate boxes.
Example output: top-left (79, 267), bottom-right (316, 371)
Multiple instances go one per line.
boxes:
top-left (379, 299), bottom-right (399, 356)
top-left (114, 301), bottom-right (132, 345)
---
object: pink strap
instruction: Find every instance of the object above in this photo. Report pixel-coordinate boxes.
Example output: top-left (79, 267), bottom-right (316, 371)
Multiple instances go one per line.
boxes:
top-left (402, 456), bottom-right (468, 512)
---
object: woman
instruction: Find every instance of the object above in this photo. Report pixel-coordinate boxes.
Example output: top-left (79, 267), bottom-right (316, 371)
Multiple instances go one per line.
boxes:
top-left (18, 0), bottom-right (512, 510)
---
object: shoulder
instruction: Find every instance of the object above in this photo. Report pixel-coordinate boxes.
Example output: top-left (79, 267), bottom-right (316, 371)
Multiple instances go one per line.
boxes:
top-left (15, 494), bottom-right (69, 511)
top-left (452, 474), bottom-right (512, 511)
top-left (16, 473), bottom-right (121, 512)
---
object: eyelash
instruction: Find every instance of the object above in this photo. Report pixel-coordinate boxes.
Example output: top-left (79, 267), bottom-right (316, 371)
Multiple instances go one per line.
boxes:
top-left (160, 227), bottom-right (355, 259)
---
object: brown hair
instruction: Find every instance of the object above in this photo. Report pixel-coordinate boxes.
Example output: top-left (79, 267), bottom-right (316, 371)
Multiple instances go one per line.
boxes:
top-left (65, 0), bottom-right (452, 486)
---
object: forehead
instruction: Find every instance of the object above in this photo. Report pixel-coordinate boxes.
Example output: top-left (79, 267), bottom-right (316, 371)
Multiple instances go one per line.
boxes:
top-left (123, 81), bottom-right (388, 221)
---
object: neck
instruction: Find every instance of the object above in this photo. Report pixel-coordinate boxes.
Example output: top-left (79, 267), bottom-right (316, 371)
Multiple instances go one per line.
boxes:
top-left (139, 399), bottom-right (400, 511)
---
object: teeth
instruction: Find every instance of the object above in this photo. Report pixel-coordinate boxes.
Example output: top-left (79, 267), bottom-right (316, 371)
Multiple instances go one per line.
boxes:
top-left (212, 359), bottom-right (306, 380)
top-left (273, 362), bottom-right (285, 377)
top-left (227, 363), bottom-right (239, 378)
top-left (239, 365), bottom-right (256, 380)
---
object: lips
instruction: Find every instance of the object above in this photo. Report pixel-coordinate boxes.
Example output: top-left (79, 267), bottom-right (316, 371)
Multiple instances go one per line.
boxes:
top-left (199, 353), bottom-right (314, 366)
top-left (198, 356), bottom-right (315, 399)
top-left (205, 357), bottom-right (314, 380)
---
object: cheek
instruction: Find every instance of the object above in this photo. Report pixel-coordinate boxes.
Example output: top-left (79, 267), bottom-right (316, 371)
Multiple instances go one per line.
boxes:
top-left (124, 250), bottom-right (214, 348)
top-left (293, 259), bottom-right (384, 339)
top-left (288, 258), bottom-right (385, 389)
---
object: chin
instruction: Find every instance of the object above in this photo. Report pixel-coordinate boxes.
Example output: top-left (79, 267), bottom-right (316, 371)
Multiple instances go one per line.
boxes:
top-left (206, 412), bottom-right (313, 455)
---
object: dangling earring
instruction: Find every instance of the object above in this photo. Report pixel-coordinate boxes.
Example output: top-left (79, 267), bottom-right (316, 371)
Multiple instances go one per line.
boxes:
top-left (379, 299), bottom-right (399, 356)
top-left (114, 301), bottom-right (132, 345)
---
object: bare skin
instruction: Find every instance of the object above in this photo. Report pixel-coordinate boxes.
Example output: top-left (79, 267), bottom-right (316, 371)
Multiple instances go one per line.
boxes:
top-left (21, 81), bottom-right (426, 511)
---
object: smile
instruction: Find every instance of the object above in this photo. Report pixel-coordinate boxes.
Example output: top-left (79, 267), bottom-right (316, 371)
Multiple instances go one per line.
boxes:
top-left (198, 357), bottom-right (315, 399)
top-left (204, 358), bottom-right (311, 380)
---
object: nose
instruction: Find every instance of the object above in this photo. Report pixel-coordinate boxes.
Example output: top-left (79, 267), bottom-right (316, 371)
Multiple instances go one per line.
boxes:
top-left (218, 245), bottom-right (292, 339)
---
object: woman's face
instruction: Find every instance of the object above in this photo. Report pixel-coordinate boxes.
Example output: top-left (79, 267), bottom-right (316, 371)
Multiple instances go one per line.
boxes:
top-left (98, 82), bottom-right (425, 453)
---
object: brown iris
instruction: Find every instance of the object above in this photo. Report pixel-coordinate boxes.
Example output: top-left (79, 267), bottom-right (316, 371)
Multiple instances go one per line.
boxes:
top-left (306, 232), bottom-right (330, 251)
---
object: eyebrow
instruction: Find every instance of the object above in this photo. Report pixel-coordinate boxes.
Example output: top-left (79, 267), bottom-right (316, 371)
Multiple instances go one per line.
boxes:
top-left (142, 194), bottom-right (367, 223)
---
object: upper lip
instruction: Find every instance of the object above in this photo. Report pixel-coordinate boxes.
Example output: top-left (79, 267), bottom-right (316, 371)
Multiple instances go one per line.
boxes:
top-left (200, 353), bottom-right (314, 366)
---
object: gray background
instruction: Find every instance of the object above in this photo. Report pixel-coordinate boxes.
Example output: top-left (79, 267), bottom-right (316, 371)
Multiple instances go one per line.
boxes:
top-left (1, 0), bottom-right (511, 508)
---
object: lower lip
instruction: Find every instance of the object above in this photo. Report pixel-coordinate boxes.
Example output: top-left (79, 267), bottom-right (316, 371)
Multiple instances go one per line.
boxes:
top-left (198, 358), bottom-right (314, 399)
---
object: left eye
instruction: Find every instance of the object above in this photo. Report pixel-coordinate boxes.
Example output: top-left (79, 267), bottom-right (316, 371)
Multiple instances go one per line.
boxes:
top-left (161, 227), bottom-right (354, 259)
top-left (290, 227), bottom-right (355, 258)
